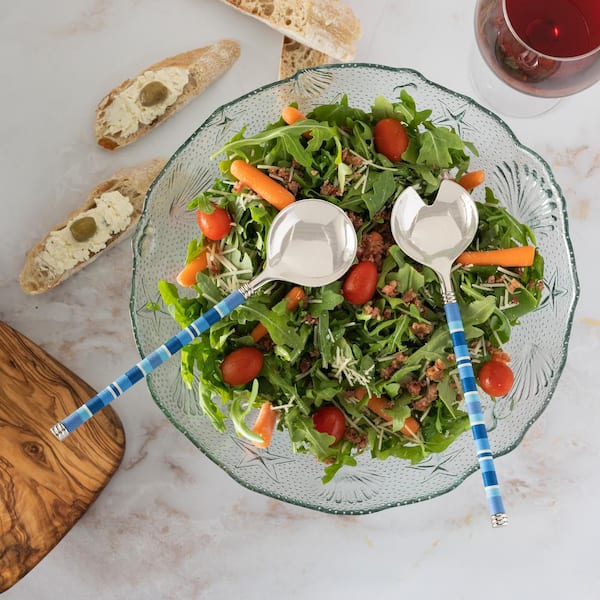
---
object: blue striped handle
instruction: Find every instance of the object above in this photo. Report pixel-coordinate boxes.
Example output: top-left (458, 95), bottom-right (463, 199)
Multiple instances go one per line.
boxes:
top-left (56, 290), bottom-right (247, 436)
top-left (445, 301), bottom-right (507, 524)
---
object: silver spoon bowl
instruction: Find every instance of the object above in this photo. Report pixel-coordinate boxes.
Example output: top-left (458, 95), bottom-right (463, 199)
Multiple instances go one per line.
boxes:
top-left (390, 179), bottom-right (507, 528)
top-left (52, 198), bottom-right (357, 440)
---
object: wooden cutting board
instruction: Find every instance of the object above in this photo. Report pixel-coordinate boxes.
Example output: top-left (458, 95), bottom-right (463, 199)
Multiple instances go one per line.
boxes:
top-left (0, 321), bottom-right (125, 593)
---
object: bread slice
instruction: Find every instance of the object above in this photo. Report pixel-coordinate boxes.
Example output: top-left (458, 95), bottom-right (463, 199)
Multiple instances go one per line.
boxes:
top-left (19, 159), bottom-right (166, 295)
top-left (95, 40), bottom-right (240, 150)
top-left (219, 0), bottom-right (360, 61)
top-left (279, 36), bottom-right (335, 79)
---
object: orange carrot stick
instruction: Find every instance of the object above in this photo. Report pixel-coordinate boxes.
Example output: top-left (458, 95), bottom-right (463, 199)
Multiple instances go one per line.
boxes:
top-left (456, 246), bottom-right (535, 267)
top-left (176, 248), bottom-right (209, 287)
top-left (367, 395), bottom-right (420, 437)
top-left (230, 160), bottom-right (295, 210)
top-left (251, 286), bottom-right (306, 342)
top-left (281, 106), bottom-right (311, 139)
top-left (399, 416), bottom-right (420, 437)
top-left (367, 395), bottom-right (393, 421)
top-left (284, 286), bottom-right (306, 311)
top-left (251, 401), bottom-right (277, 448)
top-left (457, 170), bottom-right (486, 190)
top-left (251, 323), bottom-right (269, 342)
top-left (281, 106), bottom-right (307, 125)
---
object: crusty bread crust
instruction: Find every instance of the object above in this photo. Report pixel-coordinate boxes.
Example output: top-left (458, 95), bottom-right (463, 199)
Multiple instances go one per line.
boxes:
top-left (279, 36), bottom-right (335, 80)
top-left (19, 159), bottom-right (166, 295)
top-left (95, 40), bottom-right (240, 150)
top-left (219, 0), bottom-right (360, 61)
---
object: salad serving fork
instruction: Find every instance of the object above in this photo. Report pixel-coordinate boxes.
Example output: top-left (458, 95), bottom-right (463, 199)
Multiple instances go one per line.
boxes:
top-left (390, 179), bottom-right (508, 527)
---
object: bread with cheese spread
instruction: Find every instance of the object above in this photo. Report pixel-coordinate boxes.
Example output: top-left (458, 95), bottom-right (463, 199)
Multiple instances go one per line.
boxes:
top-left (19, 159), bottom-right (166, 295)
top-left (218, 0), bottom-right (360, 61)
top-left (279, 36), bottom-right (335, 79)
top-left (95, 40), bottom-right (240, 150)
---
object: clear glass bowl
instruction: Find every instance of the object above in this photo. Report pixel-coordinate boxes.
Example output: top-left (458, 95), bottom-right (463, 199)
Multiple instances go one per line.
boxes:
top-left (130, 64), bottom-right (579, 514)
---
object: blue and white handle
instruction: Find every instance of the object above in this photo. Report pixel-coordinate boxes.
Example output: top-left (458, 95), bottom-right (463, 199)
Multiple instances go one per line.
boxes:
top-left (445, 301), bottom-right (508, 527)
top-left (50, 289), bottom-right (248, 441)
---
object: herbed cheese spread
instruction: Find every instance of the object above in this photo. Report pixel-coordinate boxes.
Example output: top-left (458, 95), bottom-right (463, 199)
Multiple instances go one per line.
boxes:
top-left (101, 67), bottom-right (189, 137)
top-left (39, 191), bottom-right (133, 276)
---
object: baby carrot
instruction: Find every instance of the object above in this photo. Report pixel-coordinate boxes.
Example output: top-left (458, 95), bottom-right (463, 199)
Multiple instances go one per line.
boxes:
top-left (284, 286), bottom-right (306, 311)
top-left (400, 416), bottom-right (421, 438)
top-left (367, 395), bottom-right (393, 421)
top-left (230, 160), bottom-right (295, 210)
top-left (367, 395), bottom-right (420, 437)
top-left (281, 106), bottom-right (311, 139)
top-left (457, 170), bottom-right (486, 190)
top-left (251, 323), bottom-right (269, 342)
top-left (281, 106), bottom-right (307, 125)
top-left (456, 246), bottom-right (535, 267)
top-left (251, 286), bottom-right (306, 342)
top-left (176, 248), bottom-right (209, 287)
top-left (251, 401), bottom-right (277, 448)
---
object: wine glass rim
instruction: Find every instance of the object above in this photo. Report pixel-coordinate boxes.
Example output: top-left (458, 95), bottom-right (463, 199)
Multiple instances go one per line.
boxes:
top-left (502, 0), bottom-right (600, 61)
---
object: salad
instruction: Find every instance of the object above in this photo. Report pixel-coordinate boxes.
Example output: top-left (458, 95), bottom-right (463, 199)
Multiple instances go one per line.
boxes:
top-left (157, 91), bottom-right (544, 482)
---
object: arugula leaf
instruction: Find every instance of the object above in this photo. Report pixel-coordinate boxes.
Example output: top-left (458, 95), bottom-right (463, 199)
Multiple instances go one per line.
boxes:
top-left (417, 123), bottom-right (466, 168)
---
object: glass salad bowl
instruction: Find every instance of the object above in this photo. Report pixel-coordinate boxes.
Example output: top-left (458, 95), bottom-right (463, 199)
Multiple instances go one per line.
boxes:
top-left (130, 64), bottom-right (579, 514)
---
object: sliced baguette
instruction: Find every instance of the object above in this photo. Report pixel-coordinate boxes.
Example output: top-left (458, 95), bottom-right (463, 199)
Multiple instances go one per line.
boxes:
top-left (95, 40), bottom-right (240, 150)
top-left (219, 0), bottom-right (360, 61)
top-left (279, 36), bottom-right (335, 79)
top-left (19, 159), bottom-right (166, 295)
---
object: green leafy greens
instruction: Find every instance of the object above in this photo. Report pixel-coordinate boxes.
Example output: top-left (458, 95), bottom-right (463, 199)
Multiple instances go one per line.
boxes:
top-left (157, 92), bottom-right (544, 480)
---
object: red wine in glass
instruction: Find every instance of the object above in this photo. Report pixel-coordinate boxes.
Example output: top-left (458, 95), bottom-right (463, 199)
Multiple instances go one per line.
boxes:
top-left (475, 0), bottom-right (600, 98)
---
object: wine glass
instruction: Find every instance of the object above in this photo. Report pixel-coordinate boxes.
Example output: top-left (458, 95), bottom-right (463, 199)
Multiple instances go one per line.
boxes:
top-left (471, 0), bottom-right (600, 117)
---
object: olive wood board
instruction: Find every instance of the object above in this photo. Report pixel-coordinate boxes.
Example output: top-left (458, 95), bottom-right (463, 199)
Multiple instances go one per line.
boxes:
top-left (0, 320), bottom-right (125, 593)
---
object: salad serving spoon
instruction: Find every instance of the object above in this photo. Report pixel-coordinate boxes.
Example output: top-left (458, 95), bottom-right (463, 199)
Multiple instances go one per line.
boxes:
top-left (390, 179), bottom-right (507, 528)
top-left (51, 198), bottom-right (358, 441)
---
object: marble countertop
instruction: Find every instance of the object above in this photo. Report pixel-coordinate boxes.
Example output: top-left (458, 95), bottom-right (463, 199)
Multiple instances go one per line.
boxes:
top-left (2, 1), bottom-right (599, 598)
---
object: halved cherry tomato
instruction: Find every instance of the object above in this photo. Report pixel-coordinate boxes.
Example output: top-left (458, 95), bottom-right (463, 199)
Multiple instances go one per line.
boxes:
top-left (196, 205), bottom-right (232, 240)
top-left (220, 347), bottom-right (263, 386)
top-left (477, 360), bottom-right (514, 397)
top-left (373, 118), bottom-right (409, 163)
top-left (342, 261), bottom-right (378, 305)
top-left (312, 405), bottom-right (346, 445)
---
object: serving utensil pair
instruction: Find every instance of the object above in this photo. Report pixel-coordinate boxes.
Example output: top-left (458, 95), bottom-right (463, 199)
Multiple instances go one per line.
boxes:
top-left (51, 182), bottom-right (506, 527)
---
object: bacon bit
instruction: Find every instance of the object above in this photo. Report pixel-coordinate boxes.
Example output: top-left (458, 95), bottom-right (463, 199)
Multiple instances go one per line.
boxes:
top-left (381, 280), bottom-right (399, 297)
top-left (320, 180), bottom-right (341, 196)
top-left (268, 166), bottom-right (301, 195)
top-left (303, 314), bottom-right (319, 325)
top-left (411, 322), bottom-right (433, 340)
top-left (447, 353), bottom-right (456, 363)
top-left (402, 289), bottom-right (423, 311)
top-left (426, 359), bottom-right (446, 382)
top-left (342, 148), bottom-right (364, 166)
top-left (343, 427), bottom-right (368, 449)
top-left (232, 180), bottom-right (246, 194)
top-left (346, 211), bottom-right (364, 231)
top-left (412, 383), bottom-right (438, 411)
top-left (490, 348), bottom-right (511, 363)
top-left (380, 352), bottom-right (408, 380)
top-left (357, 231), bottom-right (387, 268)
top-left (406, 379), bottom-right (423, 396)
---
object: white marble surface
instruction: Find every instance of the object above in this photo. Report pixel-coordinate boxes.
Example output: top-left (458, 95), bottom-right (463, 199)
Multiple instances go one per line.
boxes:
top-left (1, 1), bottom-right (599, 598)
